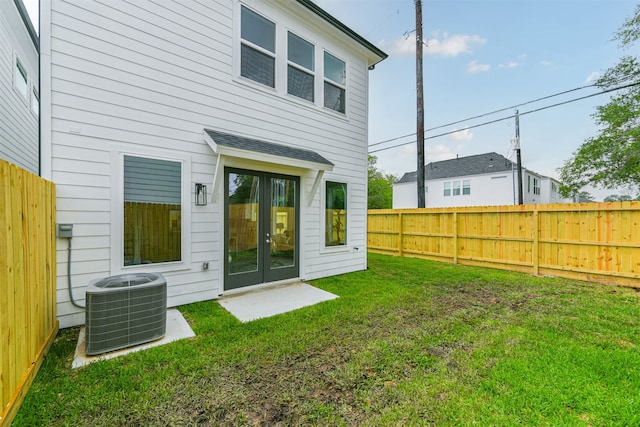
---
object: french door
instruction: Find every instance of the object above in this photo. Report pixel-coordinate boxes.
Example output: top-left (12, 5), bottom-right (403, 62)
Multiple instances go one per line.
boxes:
top-left (224, 168), bottom-right (300, 290)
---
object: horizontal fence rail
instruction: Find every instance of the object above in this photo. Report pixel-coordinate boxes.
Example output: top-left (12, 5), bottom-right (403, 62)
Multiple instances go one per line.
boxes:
top-left (368, 202), bottom-right (640, 288)
top-left (1, 160), bottom-right (58, 426)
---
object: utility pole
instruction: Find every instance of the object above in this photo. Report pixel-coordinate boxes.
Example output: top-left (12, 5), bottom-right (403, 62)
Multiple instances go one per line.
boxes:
top-left (415, 0), bottom-right (425, 208)
top-left (515, 110), bottom-right (524, 205)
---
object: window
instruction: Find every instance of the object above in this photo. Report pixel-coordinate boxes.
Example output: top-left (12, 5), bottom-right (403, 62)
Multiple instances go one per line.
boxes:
top-left (533, 178), bottom-right (540, 195)
top-left (15, 58), bottom-right (28, 100)
top-left (288, 32), bottom-right (314, 101)
top-left (463, 179), bottom-right (471, 195)
top-left (552, 182), bottom-right (558, 196)
top-left (325, 181), bottom-right (347, 246)
top-left (324, 52), bottom-right (346, 113)
top-left (123, 156), bottom-right (182, 266)
top-left (527, 175), bottom-right (531, 193)
top-left (31, 88), bottom-right (39, 116)
top-left (444, 182), bottom-right (451, 197)
top-left (240, 6), bottom-right (276, 87)
top-left (453, 180), bottom-right (461, 196)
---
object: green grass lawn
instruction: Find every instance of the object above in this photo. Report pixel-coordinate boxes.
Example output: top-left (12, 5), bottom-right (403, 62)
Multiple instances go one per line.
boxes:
top-left (14, 253), bottom-right (640, 426)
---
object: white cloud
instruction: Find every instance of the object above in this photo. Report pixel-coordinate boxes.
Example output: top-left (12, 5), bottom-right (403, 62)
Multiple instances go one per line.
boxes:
top-left (426, 144), bottom-right (459, 161)
top-left (449, 127), bottom-right (473, 141)
top-left (467, 60), bottom-right (491, 74)
top-left (380, 32), bottom-right (486, 57)
top-left (498, 61), bottom-right (519, 69)
top-left (586, 71), bottom-right (600, 83)
top-left (540, 60), bottom-right (552, 66)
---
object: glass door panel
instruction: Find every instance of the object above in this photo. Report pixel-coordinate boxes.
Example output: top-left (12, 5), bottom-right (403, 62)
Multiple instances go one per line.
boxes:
top-left (269, 177), bottom-right (296, 270)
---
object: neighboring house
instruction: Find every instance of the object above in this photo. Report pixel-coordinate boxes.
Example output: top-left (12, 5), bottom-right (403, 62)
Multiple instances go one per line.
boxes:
top-left (393, 152), bottom-right (569, 209)
top-left (0, 0), bottom-right (39, 174)
top-left (40, 0), bottom-right (387, 327)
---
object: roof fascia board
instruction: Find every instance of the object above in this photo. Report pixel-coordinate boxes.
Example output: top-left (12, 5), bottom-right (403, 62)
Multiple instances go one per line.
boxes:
top-left (295, 0), bottom-right (387, 66)
top-left (13, 0), bottom-right (38, 51)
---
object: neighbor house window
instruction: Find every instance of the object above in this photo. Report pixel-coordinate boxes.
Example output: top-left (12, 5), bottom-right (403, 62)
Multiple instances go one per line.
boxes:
top-left (453, 181), bottom-right (461, 196)
top-left (552, 182), bottom-right (558, 196)
top-left (15, 58), bottom-right (28, 100)
top-left (123, 156), bottom-right (182, 266)
top-left (288, 32), bottom-right (314, 102)
top-left (31, 88), bottom-right (39, 116)
top-left (527, 175), bottom-right (531, 193)
top-left (324, 52), bottom-right (346, 113)
top-left (533, 178), bottom-right (540, 195)
top-left (444, 181), bottom-right (451, 197)
top-left (462, 179), bottom-right (471, 195)
top-left (325, 181), bottom-right (347, 246)
top-left (240, 6), bottom-right (276, 88)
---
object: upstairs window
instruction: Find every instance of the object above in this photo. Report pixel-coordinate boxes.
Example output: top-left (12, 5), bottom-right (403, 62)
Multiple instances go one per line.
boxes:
top-left (324, 52), bottom-right (346, 113)
top-left (452, 180), bottom-right (461, 196)
top-left (444, 182), bottom-right (451, 197)
top-left (240, 6), bottom-right (276, 88)
top-left (463, 179), bottom-right (471, 195)
top-left (15, 58), bottom-right (28, 100)
top-left (533, 178), bottom-right (540, 195)
top-left (287, 32), bottom-right (314, 102)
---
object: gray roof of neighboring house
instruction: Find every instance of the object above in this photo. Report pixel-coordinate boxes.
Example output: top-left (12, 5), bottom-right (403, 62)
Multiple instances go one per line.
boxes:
top-left (397, 152), bottom-right (516, 183)
top-left (204, 129), bottom-right (334, 167)
top-left (14, 0), bottom-right (38, 51)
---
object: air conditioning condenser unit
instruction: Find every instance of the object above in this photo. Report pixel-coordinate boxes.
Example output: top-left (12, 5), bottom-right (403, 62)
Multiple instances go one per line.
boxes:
top-left (85, 272), bottom-right (167, 356)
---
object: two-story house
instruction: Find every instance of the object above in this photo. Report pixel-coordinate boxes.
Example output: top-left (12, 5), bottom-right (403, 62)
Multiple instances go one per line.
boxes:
top-left (393, 152), bottom-right (569, 208)
top-left (0, 0), bottom-right (39, 174)
top-left (40, 0), bottom-right (387, 327)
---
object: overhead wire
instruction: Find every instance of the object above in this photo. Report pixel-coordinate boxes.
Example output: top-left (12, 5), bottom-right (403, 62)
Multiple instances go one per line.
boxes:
top-left (368, 80), bottom-right (640, 154)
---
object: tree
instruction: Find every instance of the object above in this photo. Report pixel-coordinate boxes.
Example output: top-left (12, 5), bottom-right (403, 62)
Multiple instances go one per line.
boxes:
top-left (560, 4), bottom-right (640, 198)
top-left (604, 194), bottom-right (637, 202)
top-left (368, 155), bottom-right (397, 209)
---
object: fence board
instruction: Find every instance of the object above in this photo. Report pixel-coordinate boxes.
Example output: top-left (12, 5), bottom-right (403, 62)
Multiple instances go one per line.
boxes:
top-left (1, 160), bottom-right (58, 427)
top-left (369, 202), bottom-right (640, 288)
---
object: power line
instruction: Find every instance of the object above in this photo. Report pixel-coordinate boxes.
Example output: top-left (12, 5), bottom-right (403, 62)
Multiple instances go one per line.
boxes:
top-left (368, 77), bottom-right (634, 149)
top-left (369, 80), bottom-right (640, 154)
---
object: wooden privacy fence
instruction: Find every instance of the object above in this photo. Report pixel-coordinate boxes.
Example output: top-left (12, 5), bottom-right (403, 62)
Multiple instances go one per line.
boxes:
top-left (1, 160), bottom-right (58, 426)
top-left (369, 202), bottom-right (640, 288)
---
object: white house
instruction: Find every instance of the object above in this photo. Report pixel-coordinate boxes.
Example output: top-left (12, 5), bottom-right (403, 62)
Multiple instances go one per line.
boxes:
top-left (393, 152), bottom-right (569, 209)
top-left (0, 0), bottom-right (39, 174)
top-left (40, 0), bottom-right (387, 327)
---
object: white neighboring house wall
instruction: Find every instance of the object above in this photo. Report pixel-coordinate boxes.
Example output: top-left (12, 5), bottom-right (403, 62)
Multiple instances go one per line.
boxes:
top-left (41, 0), bottom-right (385, 327)
top-left (393, 152), bottom-right (570, 208)
top-left (0, 0), bottom-right (39, 174)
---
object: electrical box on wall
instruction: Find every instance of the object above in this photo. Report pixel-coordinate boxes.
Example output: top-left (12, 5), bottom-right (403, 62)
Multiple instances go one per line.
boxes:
top-left (57, 223), bottom-right (73, 238)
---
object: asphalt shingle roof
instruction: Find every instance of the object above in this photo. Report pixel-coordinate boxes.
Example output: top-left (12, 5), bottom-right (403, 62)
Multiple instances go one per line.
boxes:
top-left (397, 152), bottom-right (516, 183)
top-left (204, 129), bottom-right (334, 167)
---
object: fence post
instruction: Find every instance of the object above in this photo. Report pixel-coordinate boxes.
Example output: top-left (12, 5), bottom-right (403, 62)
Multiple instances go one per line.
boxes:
top-left (453, 211), bottom-right (458, 264)
top-left (398, 212), bottom-right (403, 257)
top-left (533, 207), bottom-right (539, 275)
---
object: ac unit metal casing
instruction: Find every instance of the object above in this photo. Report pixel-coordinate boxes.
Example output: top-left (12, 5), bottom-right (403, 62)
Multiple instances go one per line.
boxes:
top-left (85, 272), bottom-right (167, 356)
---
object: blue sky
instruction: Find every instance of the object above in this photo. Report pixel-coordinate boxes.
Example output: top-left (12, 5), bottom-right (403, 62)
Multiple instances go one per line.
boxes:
top-left (23, 0), bottom-right (636, 199)
top-left (314, 0), bottom-right (636, 199)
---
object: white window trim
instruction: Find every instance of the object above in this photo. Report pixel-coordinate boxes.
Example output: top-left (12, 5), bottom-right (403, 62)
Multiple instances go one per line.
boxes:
top-left (110, 145), bottom-right (192, 275)
top-left (322, 50), bottom-right (347, 115)
top-left (320, 178), bottom-right (351, 253)
top-left (286, 30), bottom-right (315, 103)
top-left (31, 87), bottom-right (39, 117)
top-left (13, 53), bottom-right (29, 104)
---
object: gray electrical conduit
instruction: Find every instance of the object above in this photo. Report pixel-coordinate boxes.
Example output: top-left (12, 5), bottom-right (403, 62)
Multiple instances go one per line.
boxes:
top-left (66, 237), bottom-right (85, 308)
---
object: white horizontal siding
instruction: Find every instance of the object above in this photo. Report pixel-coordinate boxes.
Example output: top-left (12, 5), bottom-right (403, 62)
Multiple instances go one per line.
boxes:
top-left (0, 0), bottom-right (38, 173)
top-left (47, 0), bottom-right (378, 326)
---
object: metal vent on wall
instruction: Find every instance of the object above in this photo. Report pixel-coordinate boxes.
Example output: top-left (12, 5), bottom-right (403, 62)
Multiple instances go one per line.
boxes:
top-left (85, 272), bottom-right (167, 356)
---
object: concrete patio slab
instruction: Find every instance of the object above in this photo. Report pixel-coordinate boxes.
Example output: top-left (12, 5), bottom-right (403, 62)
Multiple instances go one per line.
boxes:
top-left (72, 308), bottom-right (195, 369)
top-left (218, 282), bottom-right (338, 322)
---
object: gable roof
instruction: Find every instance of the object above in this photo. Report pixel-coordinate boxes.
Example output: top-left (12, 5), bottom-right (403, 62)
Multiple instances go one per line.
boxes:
top-left (397, 152), bottom-right (516, 183)
top-left (296, 0), bottom-right (387, 67)
top-left (13, 0), bottom-right (38, 51)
